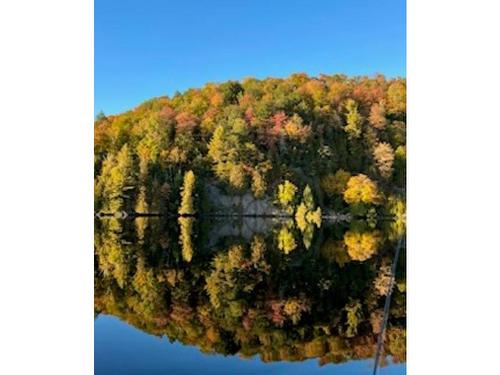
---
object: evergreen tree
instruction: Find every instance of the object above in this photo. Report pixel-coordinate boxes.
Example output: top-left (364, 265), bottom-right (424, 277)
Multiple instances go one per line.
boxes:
top-left (179, 170), bottom-right (196, 215)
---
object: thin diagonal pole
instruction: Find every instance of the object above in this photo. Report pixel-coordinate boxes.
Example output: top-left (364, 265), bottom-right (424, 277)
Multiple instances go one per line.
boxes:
top-left (373, 234), bottom-right (405, 375)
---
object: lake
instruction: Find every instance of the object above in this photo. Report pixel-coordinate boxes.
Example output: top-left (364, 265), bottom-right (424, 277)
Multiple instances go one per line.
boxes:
top-left (94, 216), bottom-right (406, 374)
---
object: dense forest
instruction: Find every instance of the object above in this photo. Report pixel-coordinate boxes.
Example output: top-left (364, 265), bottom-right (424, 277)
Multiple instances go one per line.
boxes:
top-left (95, 217), bottom-right (406, 366)
top-left (94, 73), bottom-right (406, 221)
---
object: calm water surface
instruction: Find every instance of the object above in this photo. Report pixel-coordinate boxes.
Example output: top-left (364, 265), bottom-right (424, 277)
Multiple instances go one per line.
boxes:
top-left (94, 217), bottom-right (406, 374)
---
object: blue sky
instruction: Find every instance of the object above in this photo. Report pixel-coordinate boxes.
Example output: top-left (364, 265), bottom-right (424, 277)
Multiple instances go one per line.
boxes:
top-left (95, 0), bottom-right (406, 115)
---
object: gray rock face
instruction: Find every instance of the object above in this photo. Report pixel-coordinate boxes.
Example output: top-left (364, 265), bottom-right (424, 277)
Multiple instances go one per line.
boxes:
top-left (203, 183), bottom-right (351, 224)
top-left (322, 209), bottom-right (351, 222)
top-left (205, 217), bottom-right (287, 247)
top-left (204, 184), bottom-right (286, 216)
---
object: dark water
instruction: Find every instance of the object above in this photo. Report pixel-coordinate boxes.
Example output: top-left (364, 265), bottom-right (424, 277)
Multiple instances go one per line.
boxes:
top-left (94, 217), bottom-right (406, 374)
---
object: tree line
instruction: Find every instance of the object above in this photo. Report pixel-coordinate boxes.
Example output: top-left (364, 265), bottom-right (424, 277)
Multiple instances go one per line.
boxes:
top-left (95, 73), bottom-right (406, 220)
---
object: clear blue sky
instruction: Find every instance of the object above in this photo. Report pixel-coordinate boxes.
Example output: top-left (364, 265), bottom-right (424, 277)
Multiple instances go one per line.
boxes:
top-left (95, 0), bottom-right (406, 115)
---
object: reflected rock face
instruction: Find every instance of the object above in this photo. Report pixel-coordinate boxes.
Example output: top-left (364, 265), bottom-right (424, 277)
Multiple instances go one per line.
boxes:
top-left (94, 217), bottom-right (406, 366)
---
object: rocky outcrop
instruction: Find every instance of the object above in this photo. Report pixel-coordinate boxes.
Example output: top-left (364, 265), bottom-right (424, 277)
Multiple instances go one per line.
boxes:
top-left (204, 184), bottom-right (351, 223)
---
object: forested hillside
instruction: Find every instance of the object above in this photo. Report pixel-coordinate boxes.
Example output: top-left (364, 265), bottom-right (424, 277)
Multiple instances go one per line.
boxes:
top-left (94, 73), bottom-right (406, 218)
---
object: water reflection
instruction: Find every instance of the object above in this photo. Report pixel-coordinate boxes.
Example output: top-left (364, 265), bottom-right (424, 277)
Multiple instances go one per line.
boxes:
top-left (94, 216), bottom-right (406, 370)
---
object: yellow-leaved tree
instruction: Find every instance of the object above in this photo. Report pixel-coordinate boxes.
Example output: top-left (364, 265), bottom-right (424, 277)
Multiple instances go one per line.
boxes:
top-left (343, 174), bottom-right (381, 205)
top-left (343, 230), bottom-right (381, 261)
top-left (277, 225), bottom-right (297, 254)
top-left (373, 142), bottom-right (395, 179)
top-left (178, 216), bottom-right (194, 262)
top-left (179, 170), bottom-right (196, 215)
top-left (277, 180), bottom-right (298, 213)
top-left (344, 99), bottom-right (363, 139)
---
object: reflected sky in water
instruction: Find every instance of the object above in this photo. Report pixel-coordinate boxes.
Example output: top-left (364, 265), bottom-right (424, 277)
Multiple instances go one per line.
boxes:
top-left (95, 217), bottom-right (406, 374)
top-left (95, 316), bottom-right (405, 375)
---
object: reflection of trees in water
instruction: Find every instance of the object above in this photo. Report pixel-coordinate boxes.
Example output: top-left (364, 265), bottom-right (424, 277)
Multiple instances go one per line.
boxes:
top-left (94, 217), bottom-right (406, 365)
top-left (344, 230), bottom-right (381, 261)
top-left (94, 218), bottom-right (132, 288)
top-left (276, 224), bottom-right (297, 254)
top-left (178, 217), bottom-right (194, 262)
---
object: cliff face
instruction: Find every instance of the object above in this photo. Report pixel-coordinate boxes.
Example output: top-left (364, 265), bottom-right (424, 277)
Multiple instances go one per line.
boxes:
top-left (204, 183), bottom-right (352, 223)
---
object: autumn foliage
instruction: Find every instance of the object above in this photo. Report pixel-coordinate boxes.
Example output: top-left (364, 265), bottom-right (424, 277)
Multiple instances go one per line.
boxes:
top-left (94, 73), bottom-right (405, 216)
